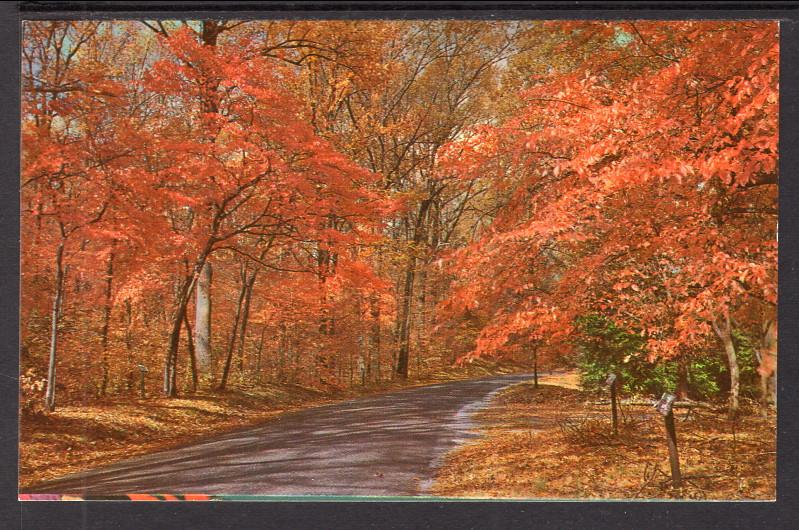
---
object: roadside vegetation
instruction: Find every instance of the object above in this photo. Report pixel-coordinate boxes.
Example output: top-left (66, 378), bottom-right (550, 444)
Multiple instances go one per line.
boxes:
top-left (431, 372), bottom-right (775, 500)
top-left (432, 315), bottom-right (776, 500)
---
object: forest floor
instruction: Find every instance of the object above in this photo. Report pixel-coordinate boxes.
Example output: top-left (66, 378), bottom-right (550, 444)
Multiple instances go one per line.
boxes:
top-left (19, 358), bottom-right (529, 489)
top-left (431, 373), bottom-right (776, 500)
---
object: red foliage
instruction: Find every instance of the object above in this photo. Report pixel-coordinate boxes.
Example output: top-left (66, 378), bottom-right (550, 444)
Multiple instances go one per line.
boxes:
top-left (440, 21), bottom-right (777, 363)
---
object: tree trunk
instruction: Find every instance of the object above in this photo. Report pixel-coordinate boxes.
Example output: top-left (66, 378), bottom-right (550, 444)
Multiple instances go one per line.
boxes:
top-left (723, 337), bottom-right (739, 419)
top-left (183, 310), bottom-right (198, 392)
top-left (255, 326), bottom-right (266, 381)
top-left (712, 309), bottom-right (739, 419)
top-left (163, 362), bottom-right (170, 395)
top-left (165, 254), bottom-right (207, 397)
top-left (364, 329), bottom-right (372, 384)
top-left (676, 356), bottom-right (690, 401)
top-left (45, 241), bottom-right (65, 412)
top-left (124, 299), bottom-right (134, 392)
top-left (370, 246), bottom-right (383, 383)
top-left (194, 261), bottom-right (213, 383)
top-left (292, 332), bottom-right (301, 384)
top-left (218, 269), bottom-right (247, 390)
top-left (758, 318), bottom-right (777, 417)
top-left (396, 200), bottom-right (431, 379)
top-left (395, 262), bottom-right (415, 379)
top-left (533, 349), bottom-right (539, 389)
top-left (236, 271), bottom-right (257, 373)
top-left (278, 323), bottom-right (287, 382)
top-left (317, 244), bottom-right (332, 385)
top-left (415, 264), bottom-right (427, 378)
top-left (99, 244), bottom-right (115, 397)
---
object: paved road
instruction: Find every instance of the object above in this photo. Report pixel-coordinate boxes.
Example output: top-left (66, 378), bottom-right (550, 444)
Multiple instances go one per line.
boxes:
top-left (26, 373), bottom-right (532, 497)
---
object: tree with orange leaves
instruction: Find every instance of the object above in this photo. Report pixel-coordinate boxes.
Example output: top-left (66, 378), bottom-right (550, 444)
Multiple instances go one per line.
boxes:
top-left (440, 21), bottom-right (777, 416)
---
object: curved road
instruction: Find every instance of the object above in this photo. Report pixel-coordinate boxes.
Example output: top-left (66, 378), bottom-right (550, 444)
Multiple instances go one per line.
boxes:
top-left (26, 373), bottom-right (532, 497)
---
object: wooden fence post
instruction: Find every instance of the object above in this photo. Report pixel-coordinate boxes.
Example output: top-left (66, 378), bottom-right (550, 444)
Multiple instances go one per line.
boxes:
top-left (654, 392), bottom-right (682, 488)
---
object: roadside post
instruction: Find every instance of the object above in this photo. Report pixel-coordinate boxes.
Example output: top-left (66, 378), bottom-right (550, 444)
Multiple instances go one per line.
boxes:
top-left (137, 364), bottom-right (148, 399)
top-left (654, 392), bottom-right (682, 487)
top-left (605, 373), bottom-right (618, 436)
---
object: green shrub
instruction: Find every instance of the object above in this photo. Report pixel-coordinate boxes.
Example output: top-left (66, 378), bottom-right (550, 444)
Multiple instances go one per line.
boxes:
top-left (685, 354), bottom-right (723, 398)
top-left (574, 314), bottom-right (665, 396)
top-left (574, 314), bottom-right (760, 400)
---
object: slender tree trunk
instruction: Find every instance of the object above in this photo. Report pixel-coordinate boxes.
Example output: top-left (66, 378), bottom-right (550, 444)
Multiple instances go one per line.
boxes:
top-left (99, 243), bottom-right (115, 397)
top-left (758, 318), bottom-right (777, 417)
top-left (255, 326), bottom-right (266, 381)
top-left (712, 309), bottom-right (739, 419)
top-left (237, 271), bottom-right (257, 373)
top-left (183, 310), bottom-right (198, 392)
top-left (364, 332), bottom-right (372, 384)
top-left (163, 362), bottom-right (171, 395)
top-left (219, 269), bottom-right (247, 390)
top-left (371, 246), bottom-right (383, 383)
top-left (533, 348), bottom-right (539, 389)
top-left (772, 362), bottom-right (778, 407)
top-left (194, 261), bottom-right (213, 383)
top-left (391, 274), bottom-right (402, 381)
top-left (293, 332), bottom-right (301, 384)
top-left (396, 262), bottom-right (415, 379)
top-left (374, 321), bottom-right (381, 383)
top-left (723, 337), bottom-right (739, 419)
top-left (759, 371), bottom-right (769, 417)
top-left (124, 299), bottom-right (134, 392)
top-left (165, 253), bottom-right (207, 397)
top-left (278, 323), bottom-right (287, 382)
top-left (415, 265), bottom-right (427, 378)
top-left (396, 200), bottom-right (431, 379)
top-left (317, 245), bottom-right (331, 385)
top-left (45, 240), bottom-right (65, 412)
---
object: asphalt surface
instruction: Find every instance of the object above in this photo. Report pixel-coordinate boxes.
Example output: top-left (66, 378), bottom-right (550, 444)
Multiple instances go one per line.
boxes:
top-left (26, 373), bottom-right (533, 497)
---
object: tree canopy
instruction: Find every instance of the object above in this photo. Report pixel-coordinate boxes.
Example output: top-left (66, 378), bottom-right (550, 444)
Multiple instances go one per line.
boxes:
top-left (21, 20), bottom-right (777, 417)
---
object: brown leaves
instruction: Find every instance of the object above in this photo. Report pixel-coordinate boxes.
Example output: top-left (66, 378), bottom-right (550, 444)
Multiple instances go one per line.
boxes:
top-left (432, 379), bottom-right (775, 500)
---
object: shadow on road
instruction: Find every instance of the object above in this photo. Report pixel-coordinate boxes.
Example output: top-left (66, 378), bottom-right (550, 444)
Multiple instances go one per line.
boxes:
top-left (25, 374), bottom-right (533, 497)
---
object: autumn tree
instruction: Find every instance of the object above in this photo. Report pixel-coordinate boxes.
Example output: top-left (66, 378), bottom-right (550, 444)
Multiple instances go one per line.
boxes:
top-left (21, 21), bottom-right (150, 410)
top-left (440, 21), bottom-right (777, 416)
top-left (20, 20), bottom-right (777, 416)
top-left (305, 21), bottom-right (523, 379)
